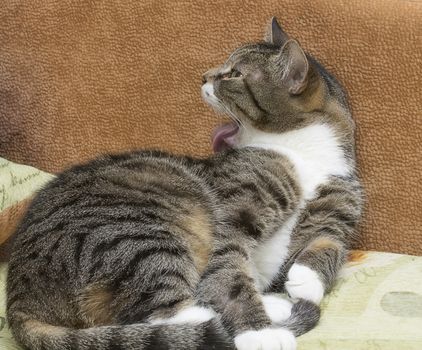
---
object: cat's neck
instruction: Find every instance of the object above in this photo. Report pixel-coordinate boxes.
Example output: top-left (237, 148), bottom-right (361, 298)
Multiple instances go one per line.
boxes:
top-left (238, 123), bottom-right (352, 200)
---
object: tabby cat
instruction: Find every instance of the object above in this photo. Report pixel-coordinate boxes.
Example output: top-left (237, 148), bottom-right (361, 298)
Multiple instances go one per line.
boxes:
top-left (7, 18), bottom-right (363, 350)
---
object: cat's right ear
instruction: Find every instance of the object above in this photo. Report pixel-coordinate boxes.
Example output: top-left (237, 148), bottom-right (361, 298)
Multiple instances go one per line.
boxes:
top-left (264, 17), bottom-right (289, 46)
top-left (277, 39), bottom-right (309, 95)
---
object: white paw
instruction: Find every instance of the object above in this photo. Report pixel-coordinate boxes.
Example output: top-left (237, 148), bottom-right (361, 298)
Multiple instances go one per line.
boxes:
top-left (149, 306), bottom-right (216, 325)
top-left (285, 263), bottom-right (324, 304)
top-left (261, 294), bottom-right (293, 324)
top-left (235, 328), bottom-right (296, 350)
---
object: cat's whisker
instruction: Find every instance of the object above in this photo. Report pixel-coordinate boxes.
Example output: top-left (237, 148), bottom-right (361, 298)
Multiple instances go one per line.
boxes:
top-left (211, 97), bottom-right (247, 134)
top-left (220, 103), bottom-right (246, 131)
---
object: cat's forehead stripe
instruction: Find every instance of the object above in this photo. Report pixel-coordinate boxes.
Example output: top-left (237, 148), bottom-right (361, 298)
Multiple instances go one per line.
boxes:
top-left (227, 43), bottom-right (278, 63)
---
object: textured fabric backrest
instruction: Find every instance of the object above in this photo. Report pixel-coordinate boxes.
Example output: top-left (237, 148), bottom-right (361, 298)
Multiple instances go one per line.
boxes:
top-left (0, 0), bottom-right (421, 254)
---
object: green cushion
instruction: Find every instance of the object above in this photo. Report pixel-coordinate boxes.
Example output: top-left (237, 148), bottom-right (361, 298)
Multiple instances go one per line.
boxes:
top-left (298, 251), bottom-right (422, 349)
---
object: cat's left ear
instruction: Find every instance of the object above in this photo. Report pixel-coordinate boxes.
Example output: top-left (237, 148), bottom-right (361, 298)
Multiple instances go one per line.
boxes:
top-left (264, 17), bottom-right (289, 46)
top-left (278, 39), bottom-right (309, 95)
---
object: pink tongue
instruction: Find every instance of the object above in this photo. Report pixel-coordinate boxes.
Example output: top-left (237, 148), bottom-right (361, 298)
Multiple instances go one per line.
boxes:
top-left (212, 123), bottom-right (239, 153)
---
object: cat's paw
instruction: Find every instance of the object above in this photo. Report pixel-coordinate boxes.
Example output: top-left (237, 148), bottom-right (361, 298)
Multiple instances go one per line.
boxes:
top-left (285, 263), bottom-right (324, 304)
top-left (261, 294), bottom-right (293, 324)
top-left (235, 328), bottom-right (296, 350)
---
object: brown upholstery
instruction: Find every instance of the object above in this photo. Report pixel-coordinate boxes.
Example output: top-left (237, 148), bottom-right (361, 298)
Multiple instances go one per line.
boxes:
top-left (0, 0), bottom-right (421, 254)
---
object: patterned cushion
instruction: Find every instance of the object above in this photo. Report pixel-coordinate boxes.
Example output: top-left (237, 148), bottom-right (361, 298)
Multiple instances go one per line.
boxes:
top-left (299, 251), bottom-right (422, 349)
top-left (0, 158), bottom-right (54, 247)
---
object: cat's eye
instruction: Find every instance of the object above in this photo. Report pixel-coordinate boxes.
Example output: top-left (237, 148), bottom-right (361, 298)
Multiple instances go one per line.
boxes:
top-left (221, 69), bottom-right (243, 80)
top-left (231, 69), bottom-right (243, 78)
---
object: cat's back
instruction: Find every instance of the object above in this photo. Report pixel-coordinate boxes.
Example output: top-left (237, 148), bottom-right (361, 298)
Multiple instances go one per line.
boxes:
top-left (13, 149), bottom-right (211, 241)
top-left (7, 149), bottom-right (215, 294)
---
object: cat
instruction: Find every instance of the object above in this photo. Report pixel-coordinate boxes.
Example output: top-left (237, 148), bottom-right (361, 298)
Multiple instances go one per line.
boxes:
top-left (6, 17), bottom-right (363, 350)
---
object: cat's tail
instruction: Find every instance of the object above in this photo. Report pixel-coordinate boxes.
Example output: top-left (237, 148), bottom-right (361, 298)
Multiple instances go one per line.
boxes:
top-left (281, 299), bottom-right (321, 336)
top-left (10, 300), bottom-right (318, 349)
top-left (10, 312), bottom-right (234, 350)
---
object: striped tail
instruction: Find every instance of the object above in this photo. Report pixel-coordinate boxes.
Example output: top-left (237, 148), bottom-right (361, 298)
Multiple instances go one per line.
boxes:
top-left (11, 300), bottom-right (318, 350)
top-left (281, 299), bottom-right (321, 336)
top-left (11, 314), bottom-right (234, 350)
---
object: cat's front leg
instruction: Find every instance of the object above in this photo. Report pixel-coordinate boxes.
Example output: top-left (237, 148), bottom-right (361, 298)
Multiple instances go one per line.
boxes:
top-left (285, 236), bottom-right (346, 304)
top-left (283, 177), bottom-right (363, 304)
top-left (196, 238), bottom-right (296, 350)
top-left (228, 291), bottom-right (296, 350)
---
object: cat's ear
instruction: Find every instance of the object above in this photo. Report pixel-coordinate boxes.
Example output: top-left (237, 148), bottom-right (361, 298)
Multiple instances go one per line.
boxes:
top-left (265, 17), bottom-right (289, 46)
top-left (278, 39), bottom-right (309, 95)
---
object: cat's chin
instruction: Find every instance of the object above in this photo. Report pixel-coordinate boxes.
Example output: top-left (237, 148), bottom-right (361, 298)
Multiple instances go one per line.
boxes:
top-left (212, 122), bottom-right (239, 152)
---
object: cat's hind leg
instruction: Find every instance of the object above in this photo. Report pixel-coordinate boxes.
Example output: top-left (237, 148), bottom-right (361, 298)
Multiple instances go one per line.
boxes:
top-left (79, 228), bottom-right (202, 327)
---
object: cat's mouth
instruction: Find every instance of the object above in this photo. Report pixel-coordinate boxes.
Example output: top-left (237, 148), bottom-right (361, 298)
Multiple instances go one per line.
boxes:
top-left (212, 122), bottom-right (239, 153)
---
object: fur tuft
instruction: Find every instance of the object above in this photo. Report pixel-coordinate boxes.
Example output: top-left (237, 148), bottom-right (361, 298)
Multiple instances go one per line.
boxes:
top-left (281, 299), bottom-right (320, 336)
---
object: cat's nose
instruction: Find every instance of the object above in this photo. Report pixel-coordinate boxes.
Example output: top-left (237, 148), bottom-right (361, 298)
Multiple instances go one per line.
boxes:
top-left (201, 82), bottom-right (214, 99)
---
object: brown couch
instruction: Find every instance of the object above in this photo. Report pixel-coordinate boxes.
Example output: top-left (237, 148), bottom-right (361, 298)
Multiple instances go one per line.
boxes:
top-left (0, 0), bottom-right (421, 255)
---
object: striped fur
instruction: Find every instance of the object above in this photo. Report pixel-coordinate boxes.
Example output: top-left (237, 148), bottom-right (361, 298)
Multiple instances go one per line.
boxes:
top-left (7, 18), bottom-right (363, 350)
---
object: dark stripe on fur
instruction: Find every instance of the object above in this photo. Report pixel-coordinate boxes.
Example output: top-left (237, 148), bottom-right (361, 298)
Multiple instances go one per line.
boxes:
top-left (213, 244), bottom-right (248, 259)
top-left (243, 80), bottom-right (270, 116)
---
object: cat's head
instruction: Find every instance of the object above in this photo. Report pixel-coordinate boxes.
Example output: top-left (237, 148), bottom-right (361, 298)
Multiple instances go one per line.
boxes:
top-left (202, 17), bottom-right (352, 152)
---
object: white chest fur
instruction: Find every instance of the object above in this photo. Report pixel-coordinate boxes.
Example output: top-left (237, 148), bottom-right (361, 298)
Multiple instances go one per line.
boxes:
top-left (251, 211), bottom-right (300, 291)
top-left (240, 123), bottom-right (351, 199)
top-left (242, 123), bottom-right (350, 288)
